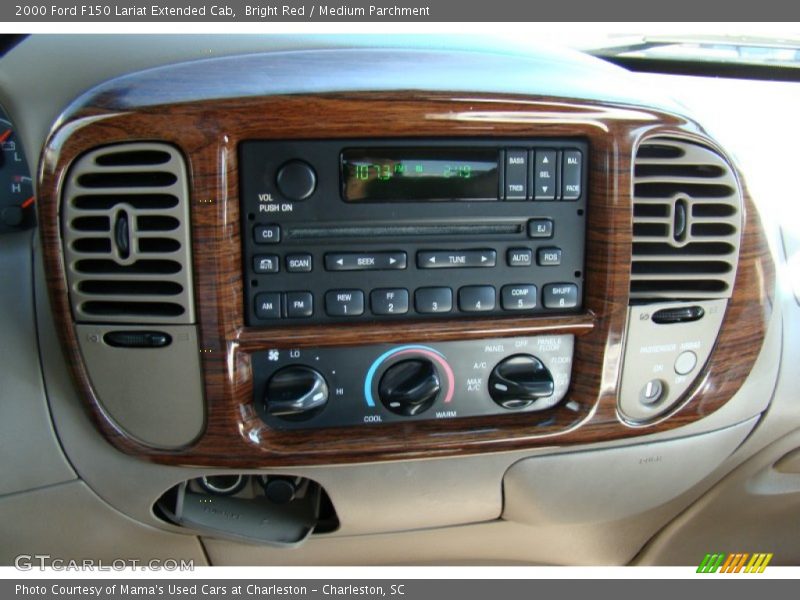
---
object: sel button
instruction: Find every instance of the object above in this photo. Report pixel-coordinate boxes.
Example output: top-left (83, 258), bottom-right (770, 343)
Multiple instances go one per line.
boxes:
top-left (534, 150), bottom-right (557, 200)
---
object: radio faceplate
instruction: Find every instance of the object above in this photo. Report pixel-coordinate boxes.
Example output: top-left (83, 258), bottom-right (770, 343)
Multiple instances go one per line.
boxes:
top-left (239, 139), bottom-right (588, 326)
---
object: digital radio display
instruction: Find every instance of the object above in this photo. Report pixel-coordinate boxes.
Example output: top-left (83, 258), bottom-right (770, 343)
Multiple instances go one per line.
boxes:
top-left (341, 148), bottom-right (500, 202)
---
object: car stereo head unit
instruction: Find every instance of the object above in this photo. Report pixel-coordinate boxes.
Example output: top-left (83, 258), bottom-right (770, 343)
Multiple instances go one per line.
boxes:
top-left (239, 139), bottom-right (588, 326)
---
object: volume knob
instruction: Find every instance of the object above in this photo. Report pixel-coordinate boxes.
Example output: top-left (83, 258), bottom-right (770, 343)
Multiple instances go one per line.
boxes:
top-left (378, 359), bottom-right (440, 416)
top-left (489, 354), bottom-right (555, 410)
top-left (264, 365), bottom-right (328, 420)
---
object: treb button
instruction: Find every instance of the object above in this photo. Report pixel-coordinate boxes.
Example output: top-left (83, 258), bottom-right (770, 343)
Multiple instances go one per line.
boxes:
top-left (504, 149), bottom-right (528, 200)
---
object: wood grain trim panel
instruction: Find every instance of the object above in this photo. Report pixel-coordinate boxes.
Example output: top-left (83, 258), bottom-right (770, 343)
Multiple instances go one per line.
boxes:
top-left (37, 91), bottom-right (774, 467)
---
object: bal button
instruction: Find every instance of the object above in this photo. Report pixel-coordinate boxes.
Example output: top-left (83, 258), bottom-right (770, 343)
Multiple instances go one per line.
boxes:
top-left (276, 160), bottom-right (317, 201)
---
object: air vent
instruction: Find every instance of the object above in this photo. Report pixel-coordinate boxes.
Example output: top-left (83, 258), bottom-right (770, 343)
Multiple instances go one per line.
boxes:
top-left (62, 143), bottom-right (194, 323)
top-left (631, 138), bottom-right (742, 301)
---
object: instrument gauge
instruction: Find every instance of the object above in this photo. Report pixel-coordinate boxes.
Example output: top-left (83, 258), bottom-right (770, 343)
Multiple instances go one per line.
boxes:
top-left (0, 108), bottom-right (35, 233)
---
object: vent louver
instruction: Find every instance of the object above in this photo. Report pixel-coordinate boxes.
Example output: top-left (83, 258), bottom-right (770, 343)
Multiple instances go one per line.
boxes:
top-left (630, 138), bottom-right (742, 301)
top-left (62, 143), bottom-right (194, 323)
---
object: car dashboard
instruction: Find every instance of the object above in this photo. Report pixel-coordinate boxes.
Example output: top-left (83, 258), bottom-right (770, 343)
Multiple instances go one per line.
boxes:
top-left (0, 34), bottom-right (798, 566)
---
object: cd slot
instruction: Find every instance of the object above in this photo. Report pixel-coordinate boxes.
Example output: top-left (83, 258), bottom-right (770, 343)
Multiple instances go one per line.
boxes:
top-left (286, 223), bottom-right (523, 241)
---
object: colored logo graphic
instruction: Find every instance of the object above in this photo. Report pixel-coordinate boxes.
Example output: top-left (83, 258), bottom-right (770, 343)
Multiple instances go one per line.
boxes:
top-left (697, 553), bottom-right (773, 573)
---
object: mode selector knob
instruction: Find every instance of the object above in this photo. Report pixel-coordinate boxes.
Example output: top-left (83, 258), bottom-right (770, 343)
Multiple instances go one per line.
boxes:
top-left (378, 359), bottom-right (441, 416)
top-left (264, 365), bottom-right (329, 420)
top-left (489, 354), bottom-right (555, 410)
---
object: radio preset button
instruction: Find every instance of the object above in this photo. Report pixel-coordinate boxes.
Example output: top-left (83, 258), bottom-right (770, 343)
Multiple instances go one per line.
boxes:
top-left (254, 224), bottom-right (281, 244)
top-left (537, 247), bottom-right (563, 266)
top-left (507, 248), bottom-right (533, 267)
top-left (371, 288), bottom-right (409, 315)
top-left (533, 150), bottom-right (557, 200)
top-left (501, 284), bottom-right (537, 310)
top-left (417, 249), bottom-right (497, 269)
top-left (276, 160), bottom-right (317, 201)
top-left (325, 251), bottom-right (407, 271)
top-left (286, 253), bottom-right (313, 273)
top-left (458, 286), bottom-right (496, 312)
top-left (415, 287), bottom-right (453, 314)
top-left (543, 283), bottom-right (579, 309)
top-left (504, 149), bottom-right (528, 200)
top-left (325, 290), bottom-right (364, 317)
top-left (253, 254), bottom-right (279, 274)
top-left (255, 292), bottom-right (281, 319)
top-left (285, 292), bottom-right (313, 318)
top-left (562, 150), bottom-right (582, 200)
top-left (528, 219), bottom-right (554, 239)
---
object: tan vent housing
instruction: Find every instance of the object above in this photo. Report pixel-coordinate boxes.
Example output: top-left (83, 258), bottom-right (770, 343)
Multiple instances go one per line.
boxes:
top-left (630, 137), bottom-right (742, 301)
top-left (62, 143), bottom-right (195, 323)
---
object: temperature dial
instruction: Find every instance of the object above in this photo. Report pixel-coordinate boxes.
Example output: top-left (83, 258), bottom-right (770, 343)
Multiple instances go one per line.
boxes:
top-left (489, 354), bottom-right (555, 410)
top-left (264, 366), bottom-right (329, 421)
top-left (378, 359), bottom-right (441, 416)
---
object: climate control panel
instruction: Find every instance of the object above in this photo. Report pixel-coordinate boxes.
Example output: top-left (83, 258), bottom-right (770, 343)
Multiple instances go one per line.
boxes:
top-left (253, 335), bottom-right (575, 429)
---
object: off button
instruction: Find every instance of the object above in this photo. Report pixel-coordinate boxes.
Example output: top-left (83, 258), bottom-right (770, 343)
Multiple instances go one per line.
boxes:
top-left (674, 351), bottom-right (698, 375)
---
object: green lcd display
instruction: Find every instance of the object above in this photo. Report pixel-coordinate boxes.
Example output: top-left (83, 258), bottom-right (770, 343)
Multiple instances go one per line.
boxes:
top-left (341, 148), bottom-right (500, 202)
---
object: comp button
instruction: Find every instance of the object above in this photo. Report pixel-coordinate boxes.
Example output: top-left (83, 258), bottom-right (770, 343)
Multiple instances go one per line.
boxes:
top-left (501, 285), bottom-right (537, 310)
